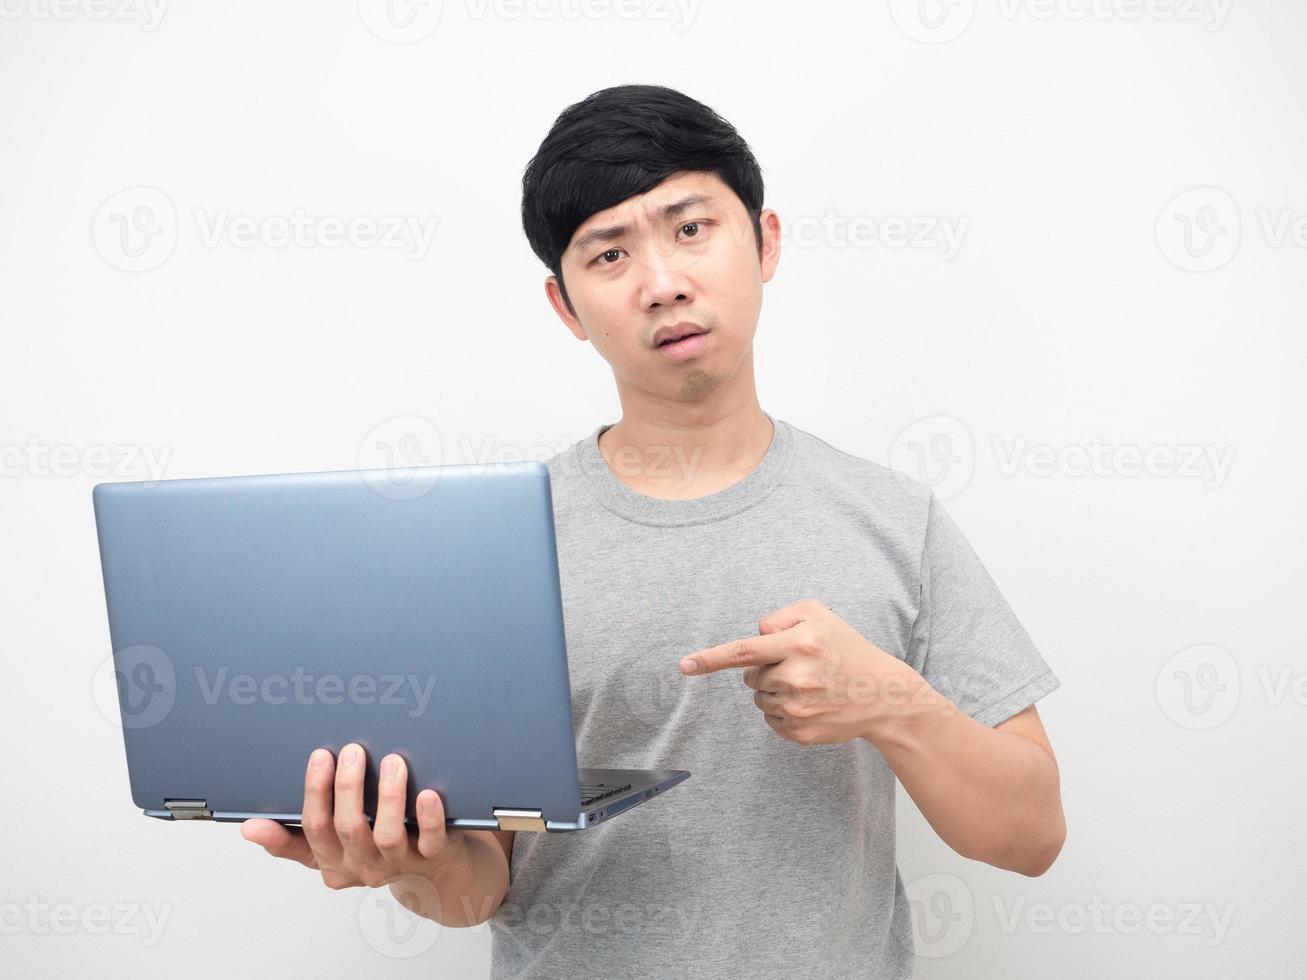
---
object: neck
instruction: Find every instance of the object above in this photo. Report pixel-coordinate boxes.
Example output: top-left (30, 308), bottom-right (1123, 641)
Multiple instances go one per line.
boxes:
top-left (597, 388), bottom-right (774, 501)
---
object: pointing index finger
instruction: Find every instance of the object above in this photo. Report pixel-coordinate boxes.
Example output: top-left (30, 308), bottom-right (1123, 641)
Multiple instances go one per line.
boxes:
top-left (680, 631), bottom-right (792, 675)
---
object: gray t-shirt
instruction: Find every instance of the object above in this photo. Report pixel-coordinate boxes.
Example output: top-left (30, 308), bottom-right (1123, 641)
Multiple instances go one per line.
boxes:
top-left (488, 412), bottom-right (1060, 978)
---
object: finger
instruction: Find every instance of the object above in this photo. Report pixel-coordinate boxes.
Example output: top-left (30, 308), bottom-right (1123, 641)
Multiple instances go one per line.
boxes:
top-left (752, 687), bottom-right (788, 716)
top-left (681, 630), bottom-right (792, 676)
top-left (301, 747), bottom-right (344, 866)
top-left (414, 789), bottom-right (454, 864)
top-left (757, 664), bottom-right (793, 695)
top-left (759, 598), bottom-right (830, 635)
top-left (334, 742), bottom-right (382, 864)
top-left (741, 662), bottom-right (786, 691)
top-left (372, 754), bottom-right (413, 864)
top-left (240, 819), bottom-right (319, 869)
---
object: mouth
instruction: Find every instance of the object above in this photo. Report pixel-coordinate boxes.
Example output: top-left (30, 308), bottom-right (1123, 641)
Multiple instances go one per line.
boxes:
top-left (655, 331), bottom-right (708, 362)
top-left (653, 322), bottom-right (706, 348)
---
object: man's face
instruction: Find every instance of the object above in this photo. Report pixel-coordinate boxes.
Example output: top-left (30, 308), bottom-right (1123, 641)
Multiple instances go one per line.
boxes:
top-left (546, 170), bottom-right (780, 402)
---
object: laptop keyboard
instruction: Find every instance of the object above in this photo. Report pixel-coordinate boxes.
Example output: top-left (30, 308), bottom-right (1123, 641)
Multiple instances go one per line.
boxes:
top-left (580, 781), bottom-right (632, 807)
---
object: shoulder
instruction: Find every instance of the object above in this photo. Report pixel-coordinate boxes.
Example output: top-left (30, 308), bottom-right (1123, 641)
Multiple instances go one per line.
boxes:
top-left (541, 436), bottom-right (596, 521)
top-left (542, 436), bottom-right (587, 486)
top-left (784, 420), bottom-right (935, 532)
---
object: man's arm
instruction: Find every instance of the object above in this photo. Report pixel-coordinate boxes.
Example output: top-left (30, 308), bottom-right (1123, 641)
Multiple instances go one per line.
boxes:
top-left (681, 600), bottom-right (1066, 878)
top-left (867, 683), bottom-right (1066, 877)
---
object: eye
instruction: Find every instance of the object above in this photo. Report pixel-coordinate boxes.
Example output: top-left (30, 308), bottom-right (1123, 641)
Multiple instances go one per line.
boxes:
top-left (589, 221), bottom-right (708, 268)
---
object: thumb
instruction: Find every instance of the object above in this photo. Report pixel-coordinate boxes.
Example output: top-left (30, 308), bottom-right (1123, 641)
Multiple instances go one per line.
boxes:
top-left (240, 818), bottom-right (318, 868)
top-left (759, 613), bottom-right (803, 635)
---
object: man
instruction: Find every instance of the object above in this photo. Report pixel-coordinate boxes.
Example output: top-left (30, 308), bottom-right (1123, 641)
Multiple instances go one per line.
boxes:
top-left (242, 83), bottom-right (1065, 978)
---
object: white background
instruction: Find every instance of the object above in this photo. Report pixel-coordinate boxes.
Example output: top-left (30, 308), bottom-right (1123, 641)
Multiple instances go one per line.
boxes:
top-left (3, 0), bottom-right (1304, 976)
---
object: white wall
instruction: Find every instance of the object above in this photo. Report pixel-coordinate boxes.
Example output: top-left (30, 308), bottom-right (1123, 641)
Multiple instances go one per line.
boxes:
top-left (2, 0), bottom-right (1302, 976)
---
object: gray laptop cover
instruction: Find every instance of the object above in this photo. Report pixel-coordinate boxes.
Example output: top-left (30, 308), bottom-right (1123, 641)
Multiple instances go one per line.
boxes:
top-left (92, 460), bottom-right (688, 832)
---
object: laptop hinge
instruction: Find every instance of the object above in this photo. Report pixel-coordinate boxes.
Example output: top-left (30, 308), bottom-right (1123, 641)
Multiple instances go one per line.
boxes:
top-left (165, 799), bottom-right (213, 820)
top-left (493, 807), bottom-right (546, 832)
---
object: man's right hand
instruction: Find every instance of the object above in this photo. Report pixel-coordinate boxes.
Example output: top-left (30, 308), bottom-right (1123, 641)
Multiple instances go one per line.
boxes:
top-left (240, 743), bottom-right (469, 891)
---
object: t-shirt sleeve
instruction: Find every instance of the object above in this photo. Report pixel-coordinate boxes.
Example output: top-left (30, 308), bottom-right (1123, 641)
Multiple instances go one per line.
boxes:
top-left (904, 491), bottom-right (1061, 727)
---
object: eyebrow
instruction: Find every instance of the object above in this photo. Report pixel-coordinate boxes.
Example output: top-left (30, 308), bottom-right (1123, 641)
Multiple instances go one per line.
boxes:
top-left (571, 193), bottom-right (717, 256)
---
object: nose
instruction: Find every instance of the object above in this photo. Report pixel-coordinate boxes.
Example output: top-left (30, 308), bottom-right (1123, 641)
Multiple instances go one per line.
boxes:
top-left (637, 249), bottom-right (695, 312)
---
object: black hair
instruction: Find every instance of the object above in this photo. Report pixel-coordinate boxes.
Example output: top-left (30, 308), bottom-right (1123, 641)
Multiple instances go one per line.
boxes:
top-left (521, 83), bottom-right (765, 314)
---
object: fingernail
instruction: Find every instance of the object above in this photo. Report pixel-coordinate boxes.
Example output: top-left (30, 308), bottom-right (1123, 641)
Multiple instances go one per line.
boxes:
top-left (344, 744), bottom-right (362, 767)
top-left (309, 749), bottom-right (329, 771)
top-left (381, 756), bottom-right (399, 780)
top-left (680, 658), bottom-right (698, 674)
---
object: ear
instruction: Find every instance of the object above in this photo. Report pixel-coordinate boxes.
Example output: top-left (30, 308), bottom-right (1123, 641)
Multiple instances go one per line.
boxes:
top-left (758, 209), bottom-right (782, 284)
top-left (544, 275), bottom-right (588, 342)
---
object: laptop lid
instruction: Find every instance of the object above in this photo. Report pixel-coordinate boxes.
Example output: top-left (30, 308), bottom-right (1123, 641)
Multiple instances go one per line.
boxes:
top-left (92, 460), bottom-right (585, 826)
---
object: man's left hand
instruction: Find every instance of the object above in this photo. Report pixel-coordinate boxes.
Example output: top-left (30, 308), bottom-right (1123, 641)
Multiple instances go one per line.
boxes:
top-left (679, 598), bottom-right (921, 747)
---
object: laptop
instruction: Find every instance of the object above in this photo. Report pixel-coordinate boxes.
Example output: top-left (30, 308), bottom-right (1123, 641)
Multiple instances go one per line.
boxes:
top-left (91, 459), bottom-right (689, 832)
